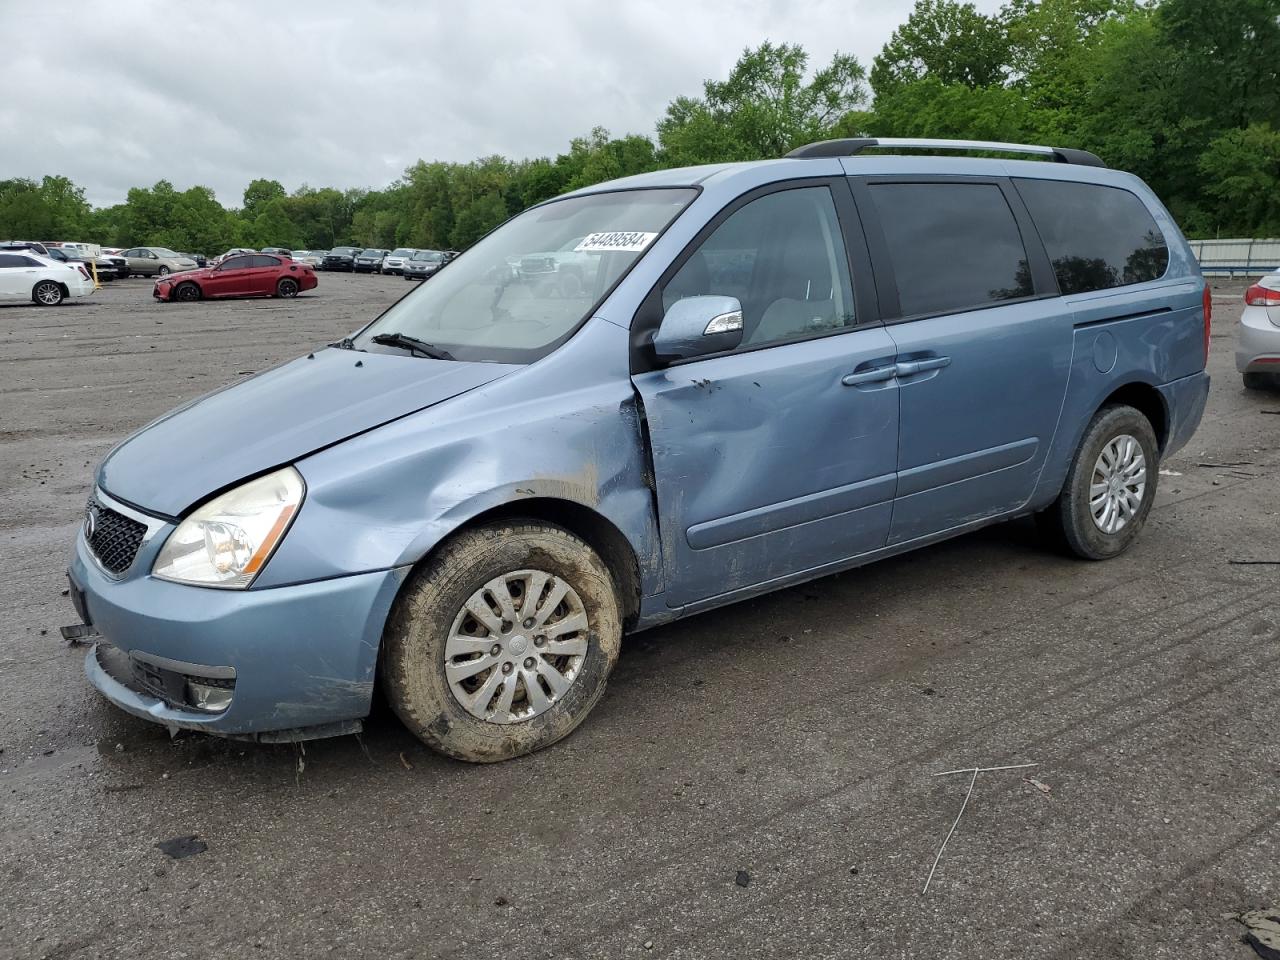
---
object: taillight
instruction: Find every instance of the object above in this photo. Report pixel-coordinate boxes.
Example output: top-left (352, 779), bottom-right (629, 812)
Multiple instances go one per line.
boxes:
top-left (1244, 282), bottom-right (1280, 306)
top-left (77, 265), bottom-right (90, 280)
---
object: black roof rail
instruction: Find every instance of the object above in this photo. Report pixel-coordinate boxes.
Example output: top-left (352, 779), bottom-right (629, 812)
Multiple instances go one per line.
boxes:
top-left (785, 137), bottom-right (1107, 168)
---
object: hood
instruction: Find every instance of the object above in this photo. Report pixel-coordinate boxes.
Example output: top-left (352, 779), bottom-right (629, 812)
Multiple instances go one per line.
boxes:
top-left (99, 348), bottom-right (517, 516)
top-left (159, 265), bottom-right (216, 282)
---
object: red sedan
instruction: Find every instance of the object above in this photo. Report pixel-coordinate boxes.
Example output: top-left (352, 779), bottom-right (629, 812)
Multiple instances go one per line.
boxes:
top-left (153, 253), bottom-right (317, 302)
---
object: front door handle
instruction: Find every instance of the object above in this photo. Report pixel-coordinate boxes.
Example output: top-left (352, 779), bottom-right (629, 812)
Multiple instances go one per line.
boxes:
top-left (842, 365), bottom-right (899, 386)
top-left (894, 356), bottom-right (951, 377)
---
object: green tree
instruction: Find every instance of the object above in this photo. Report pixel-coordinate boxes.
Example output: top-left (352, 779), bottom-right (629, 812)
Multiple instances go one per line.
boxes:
top-left (242, 178), bottom-right (286, 218)
top-left (658, 41), bottom-right (868, 164)
top-left (1197, 124), bottom-right (1280, 235)
top-left (871, 0), bottom-right (1009, 98)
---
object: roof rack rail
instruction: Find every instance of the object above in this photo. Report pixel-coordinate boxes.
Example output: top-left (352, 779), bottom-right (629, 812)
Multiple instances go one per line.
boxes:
top-left (785, 137), bottom-right (1106, 168)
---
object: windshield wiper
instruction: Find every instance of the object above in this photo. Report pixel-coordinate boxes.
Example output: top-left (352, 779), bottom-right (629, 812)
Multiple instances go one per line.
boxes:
top-left (329, 336), bottom-right (362, 351)
top-left (371, 332), bottom-right (455, 361)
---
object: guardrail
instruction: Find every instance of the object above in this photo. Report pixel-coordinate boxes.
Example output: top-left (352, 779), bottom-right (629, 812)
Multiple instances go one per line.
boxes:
top-left (1187, 238), bottom-right (1280, 276)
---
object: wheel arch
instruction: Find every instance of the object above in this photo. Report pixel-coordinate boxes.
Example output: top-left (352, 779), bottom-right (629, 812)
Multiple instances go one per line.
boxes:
top-left (408, 496), bottom-right (643, 630)
top-left (1101, 380), bottom-right (1169, 450)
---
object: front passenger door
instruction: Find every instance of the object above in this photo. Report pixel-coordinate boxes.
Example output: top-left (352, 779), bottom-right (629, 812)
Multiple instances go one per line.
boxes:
top-left (632, 183), bottom-right (899, 609)
top-left (202, 255), bottom-right (255, 297)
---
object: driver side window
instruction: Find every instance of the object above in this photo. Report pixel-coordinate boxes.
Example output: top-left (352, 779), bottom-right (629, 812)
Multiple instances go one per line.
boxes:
top-left (662, 186), bottom-right (856, 350)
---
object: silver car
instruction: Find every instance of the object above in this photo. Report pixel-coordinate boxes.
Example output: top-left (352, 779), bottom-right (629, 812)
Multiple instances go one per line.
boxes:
top-left (119, 247), bottom-right (198, 277)
top-left (381, 248), bottom-right (417, 275)
top-left (403, 249), bottom-right (446, 280)
top-left (1238, 273), bottom-right (1280, 389)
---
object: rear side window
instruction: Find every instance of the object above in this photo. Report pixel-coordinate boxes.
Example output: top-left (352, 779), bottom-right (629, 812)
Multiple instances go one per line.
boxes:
top-left (0, 254), bottom-right (28, 268)
top-left (868, 182), bottom-right (1033, 318)
top-left (1014, 179), bottom-right (1169, 294)
top-left (251, 255), bottom-right (281, 268)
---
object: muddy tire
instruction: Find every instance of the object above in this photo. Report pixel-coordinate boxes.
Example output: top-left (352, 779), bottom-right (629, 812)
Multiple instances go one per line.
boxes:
top-left (381, 521), bottom-right (622, 762)
top-left (1040, 404), bottom-right (1159, 560)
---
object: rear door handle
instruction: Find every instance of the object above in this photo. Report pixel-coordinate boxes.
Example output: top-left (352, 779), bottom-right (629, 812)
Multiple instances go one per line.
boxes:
top-left (842, 365), bottom-right (899, 386)
top-left (894, 356), bottom-right (951, 377)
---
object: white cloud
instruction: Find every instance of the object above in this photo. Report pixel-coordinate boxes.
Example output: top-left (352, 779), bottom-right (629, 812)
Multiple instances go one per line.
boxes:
top-left (1, 0), bottom-right (1003, 207)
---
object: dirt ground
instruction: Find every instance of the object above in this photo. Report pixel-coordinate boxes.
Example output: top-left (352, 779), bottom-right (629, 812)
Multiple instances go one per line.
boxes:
top-left (0, 273), bottom-right (1276, 960)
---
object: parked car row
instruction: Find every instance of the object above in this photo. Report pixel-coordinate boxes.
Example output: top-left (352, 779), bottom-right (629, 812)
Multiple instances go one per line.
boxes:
top-left (318, 246), bottom-right (457, 275)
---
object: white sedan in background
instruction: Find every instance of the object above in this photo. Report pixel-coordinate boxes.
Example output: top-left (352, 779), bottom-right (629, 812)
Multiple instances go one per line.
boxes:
top-left (0, 251), bottom-right (95, 305)
top-left (1239, 273), bottom-right (1280, 390)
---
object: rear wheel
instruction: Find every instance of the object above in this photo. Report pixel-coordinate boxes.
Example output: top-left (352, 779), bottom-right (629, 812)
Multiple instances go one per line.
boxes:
top-left (157, 266), bottom-right (170, 277)
top-left (381, 522), bottom-right (622, 762)
top-left (275, 277), bottom-right (299, 298)
top-left (1040, 404), bottom-right (1158, 560)
top-left (174, 281), bottom-right (200, 302)
top-left (32, 280), bottom-right (64, 306)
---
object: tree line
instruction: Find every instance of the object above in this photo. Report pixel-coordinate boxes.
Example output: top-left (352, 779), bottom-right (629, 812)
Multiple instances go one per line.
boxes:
top-left (3, 0), bottom-right (1278, 253)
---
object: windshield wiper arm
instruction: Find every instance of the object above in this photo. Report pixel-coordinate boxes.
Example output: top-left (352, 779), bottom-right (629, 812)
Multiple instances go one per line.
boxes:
top-left (329, 336), bottom-right (362, 351)
top-left (371, 332), bottom-right (455, 361)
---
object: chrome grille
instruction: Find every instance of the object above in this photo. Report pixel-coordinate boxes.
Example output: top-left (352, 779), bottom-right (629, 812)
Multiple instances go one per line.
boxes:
top-left (86, 499), bottom-right (146, 574)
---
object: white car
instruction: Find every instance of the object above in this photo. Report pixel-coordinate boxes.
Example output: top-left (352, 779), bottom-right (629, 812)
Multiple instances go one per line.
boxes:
top-left (381, 247), bottom-right (417, 275)
top-left (0, 251), bottom-right (95, 305)
top-left (1239, 272), bottom-right (1280, 390)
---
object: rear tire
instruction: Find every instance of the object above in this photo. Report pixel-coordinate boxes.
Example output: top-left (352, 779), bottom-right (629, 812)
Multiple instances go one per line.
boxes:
top-left (276, 277), bottom-right (299, 298)
top-left (1243, 371), bottom-right (1280, 391)
top-left (381, 522), bottom-right (622, 763)
top-left (32, 280), bottom-right (64, 306)
top-left (158, 266), bottom-right (170, 277)
top-left (1040, 404), bottom-right (1159, 560)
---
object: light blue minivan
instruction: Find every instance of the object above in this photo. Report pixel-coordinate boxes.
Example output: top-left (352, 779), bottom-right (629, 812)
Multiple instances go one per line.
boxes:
top-left (66, 138), bottom-right (1211, 761)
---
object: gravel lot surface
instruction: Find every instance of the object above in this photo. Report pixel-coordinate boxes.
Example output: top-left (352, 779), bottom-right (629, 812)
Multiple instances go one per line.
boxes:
top-left (0, 274), bottom-right (1276, 960)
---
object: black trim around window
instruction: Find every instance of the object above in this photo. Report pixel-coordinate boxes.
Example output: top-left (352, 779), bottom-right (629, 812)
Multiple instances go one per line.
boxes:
top-left (629, 177), bottom-right (884, 374)
top-left (850, 173), bottom-right (1061, 326)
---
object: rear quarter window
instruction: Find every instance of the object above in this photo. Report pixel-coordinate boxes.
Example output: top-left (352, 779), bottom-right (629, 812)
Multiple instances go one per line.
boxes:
top-left (868, 181), bottom-right (1033, 318)
top-left (1014, 179), bottom-right (1169, 295)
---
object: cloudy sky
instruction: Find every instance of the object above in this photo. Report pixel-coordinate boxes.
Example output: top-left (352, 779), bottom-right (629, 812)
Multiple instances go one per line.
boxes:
top-left (3, 0), bottom-right (1002, 209)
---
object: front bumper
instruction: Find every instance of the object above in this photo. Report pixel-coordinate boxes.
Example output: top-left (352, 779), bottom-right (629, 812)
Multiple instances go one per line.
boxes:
top-left (1236, 306), bottom-right (1280, 373)
top-left (69, 525), bottom-right (408, 738)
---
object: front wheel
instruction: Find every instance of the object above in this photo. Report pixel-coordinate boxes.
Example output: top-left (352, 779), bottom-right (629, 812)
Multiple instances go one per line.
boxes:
top-left (381, 522), bottom-right (622, 762)
top-left (174, 281), bottom-right (200, 302)
top-left (32, 280), bottom-right (64, 306)
top-left (1040, 404), bottom-right (1159, 560)
top-left (275, 277), bottom-right (299, 298)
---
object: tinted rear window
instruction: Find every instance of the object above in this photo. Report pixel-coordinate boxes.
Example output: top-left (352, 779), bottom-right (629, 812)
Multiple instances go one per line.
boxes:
top-left (1014, 179), bottom-right (1169, 294)
top-left (868, 181), bottom-right (1033, 318)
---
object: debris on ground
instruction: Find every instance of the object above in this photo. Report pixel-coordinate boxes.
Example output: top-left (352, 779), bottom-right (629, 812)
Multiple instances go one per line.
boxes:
top-left (1198, 460), bottom-right (1255, 468)
top-left (1158, 468), bottom-right (1182, 477)
top-left (155, 835), bottom-right (207, 859)
top-left (924, 762), bottom-right (1039, 894)
top-left (734, 870), bottom-right (751, 888)
top-left (1023, 777), bottom-right (1052, 796)
top-left (399, 752), bottom-right (412, 770)
top-left (1229, 560), bottom-right (1280, 565)
top-left (1229, 907), bottom-right (1280, 959)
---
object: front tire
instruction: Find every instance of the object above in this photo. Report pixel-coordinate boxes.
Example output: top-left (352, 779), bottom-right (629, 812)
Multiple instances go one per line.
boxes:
top-left (275, 277), bottom-right (299, 298)
top-left (381, 522), bottom-right (622, 763)
top-left (174, 281), bottom-right (201, 302)
top-left (1040, 404), bottom-right (1159, 560)
top-left (32, 280), bottom-right (64, 306)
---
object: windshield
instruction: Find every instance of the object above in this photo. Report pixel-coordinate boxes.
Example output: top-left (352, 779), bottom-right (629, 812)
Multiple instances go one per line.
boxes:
top-left (360, 249), bottom-right (383, 257)
top-left (413, 251), bottom-right (443, 261)
top-left (390, 248), bottom-right (414, 258)
top-left (356, 188), bottom-right (694, 363)
top-left (331, 247), bottom-right (359, 256)
top-left (152, 248), bottom-right (180, 258)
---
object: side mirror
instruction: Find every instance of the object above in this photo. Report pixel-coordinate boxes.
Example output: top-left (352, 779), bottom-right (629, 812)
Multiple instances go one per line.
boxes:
top-left (653, 295), bottom-right (744, 361)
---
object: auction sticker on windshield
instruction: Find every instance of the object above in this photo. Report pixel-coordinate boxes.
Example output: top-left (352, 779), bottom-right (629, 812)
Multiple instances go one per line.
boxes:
top-left (574, 231), bottom-right (658, 253)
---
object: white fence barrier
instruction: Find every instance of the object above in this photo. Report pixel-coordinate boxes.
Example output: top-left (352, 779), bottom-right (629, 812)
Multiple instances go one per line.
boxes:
top-left (1186, 238), bottom-right (1280, 276)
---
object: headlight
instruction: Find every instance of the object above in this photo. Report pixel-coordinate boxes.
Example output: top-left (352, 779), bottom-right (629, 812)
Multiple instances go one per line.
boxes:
top-left (153, 467), bottom-right (304, 588)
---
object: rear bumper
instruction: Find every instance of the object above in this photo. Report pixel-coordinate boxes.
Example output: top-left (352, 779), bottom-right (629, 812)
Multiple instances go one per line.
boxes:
top-left (69, 533), bottom-right (409, 738)
top-left (1157, 369), bottom-right (1210, 458)
top-left (1236, 307), bottom-right (1280, 373)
